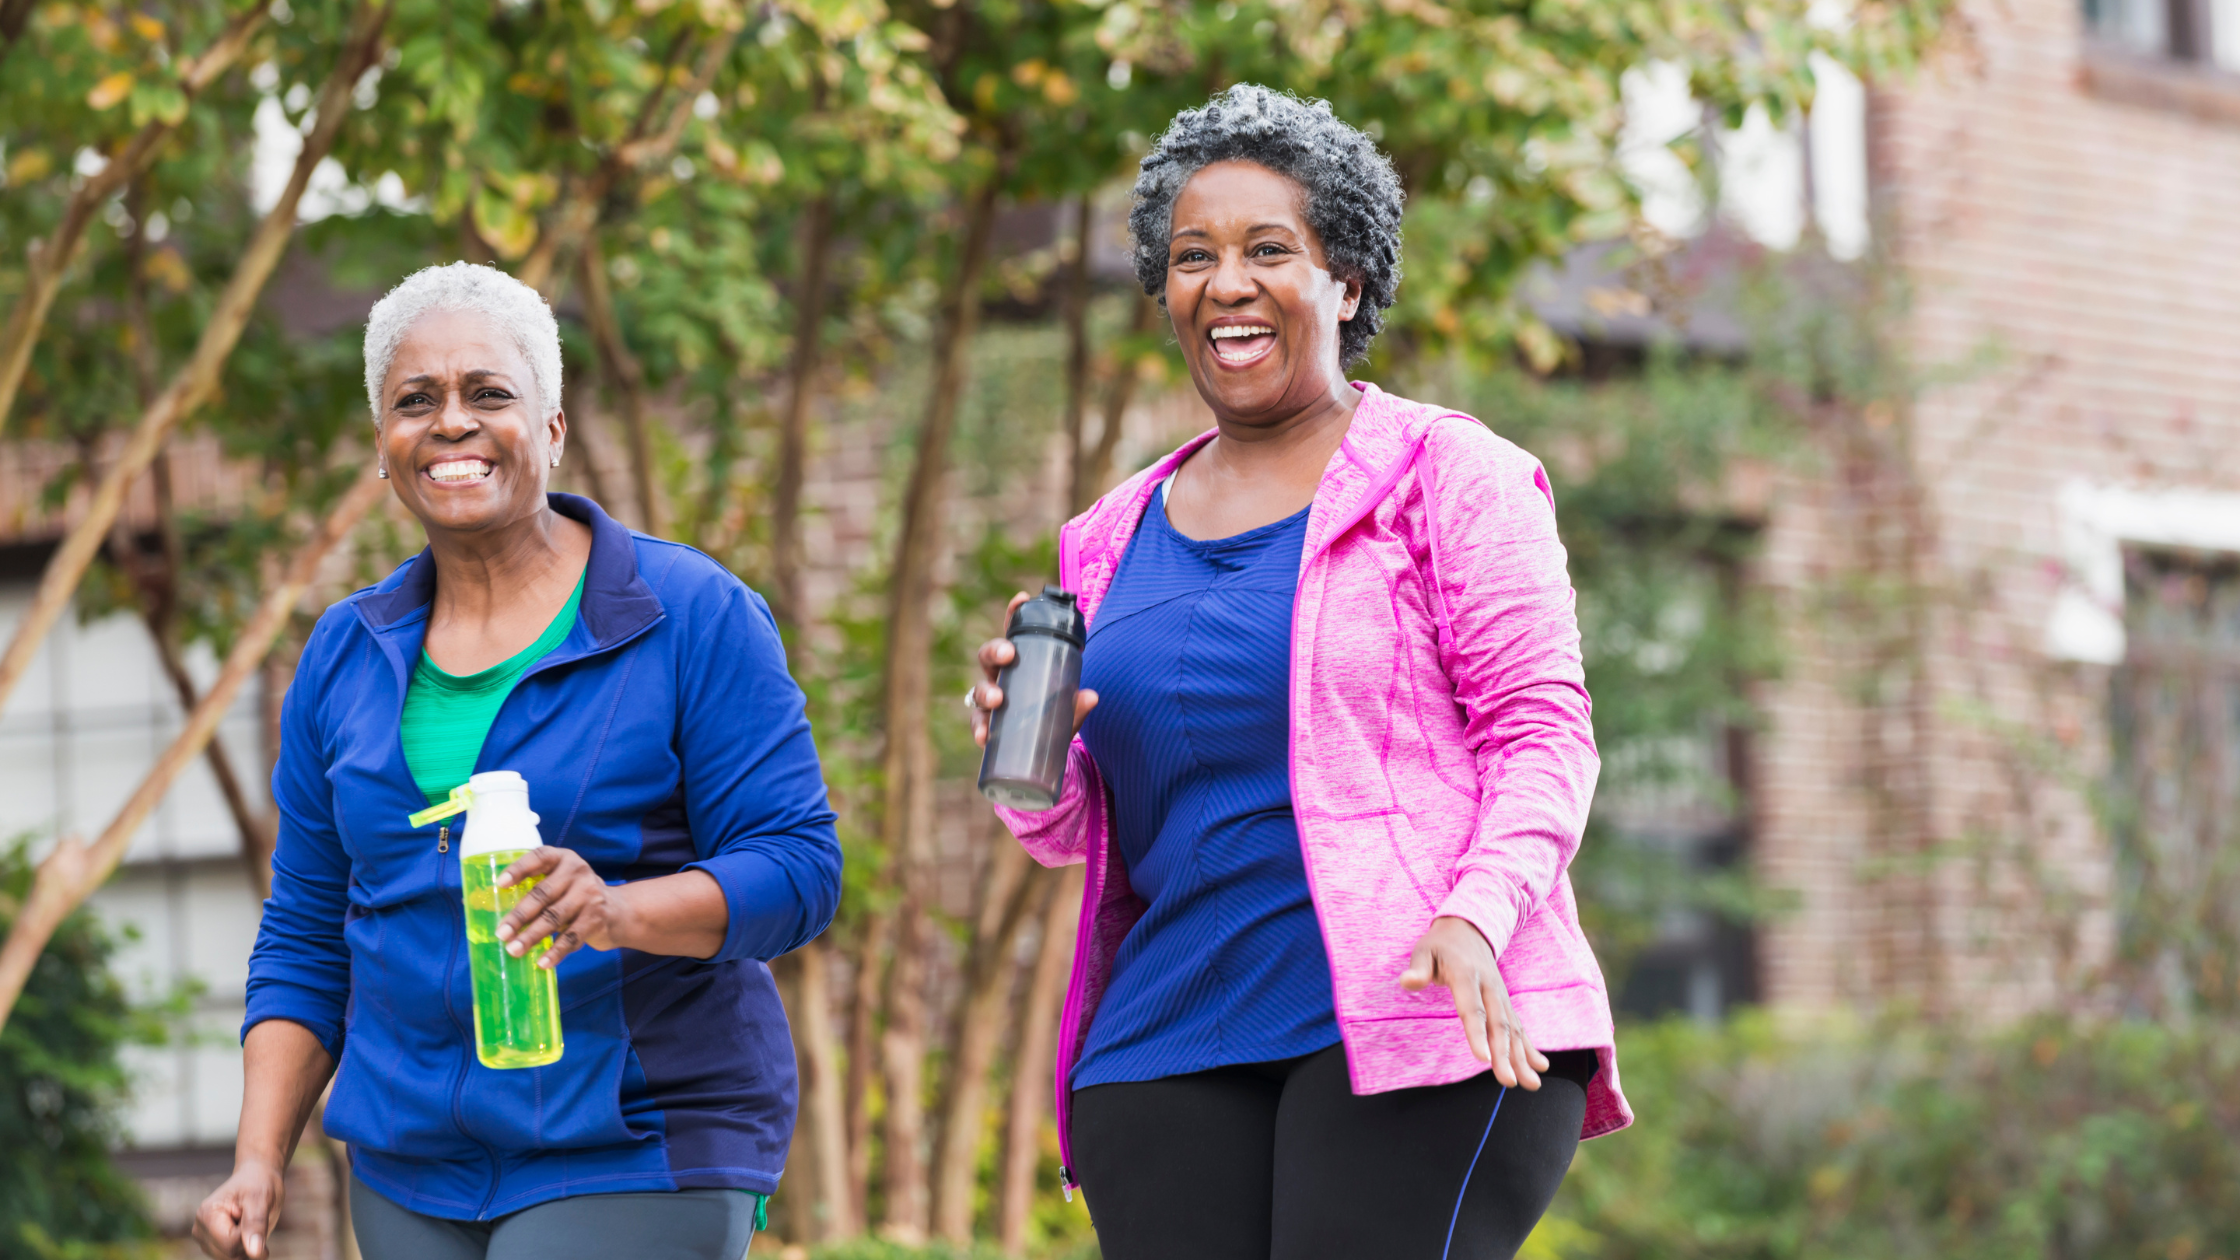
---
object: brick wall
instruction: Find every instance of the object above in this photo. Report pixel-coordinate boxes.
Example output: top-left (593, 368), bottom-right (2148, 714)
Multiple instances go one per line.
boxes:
top-left (1753, 0), bottom-right (2240, 1013)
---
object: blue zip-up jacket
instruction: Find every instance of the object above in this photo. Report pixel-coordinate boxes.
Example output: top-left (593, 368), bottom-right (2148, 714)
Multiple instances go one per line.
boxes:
top-left (244, 494), bottom-right (840, 1221)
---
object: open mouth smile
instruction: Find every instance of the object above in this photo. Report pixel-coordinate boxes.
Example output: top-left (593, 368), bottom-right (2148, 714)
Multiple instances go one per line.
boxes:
top-left (425, 458), bottom-right (493, 485)
top-left (1209, 323), bottom-right (1276, 366)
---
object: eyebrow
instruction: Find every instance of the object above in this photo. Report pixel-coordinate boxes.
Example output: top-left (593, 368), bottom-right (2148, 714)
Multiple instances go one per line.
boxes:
top-left (1170, 223), bottom-right (1300, 243)
top-left (393, 369), bottom-right (516, 394)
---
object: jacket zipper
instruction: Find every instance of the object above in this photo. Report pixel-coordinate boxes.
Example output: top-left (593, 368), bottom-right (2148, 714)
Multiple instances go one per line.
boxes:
top-left (1283, 427), bottom-right (1436, 1097)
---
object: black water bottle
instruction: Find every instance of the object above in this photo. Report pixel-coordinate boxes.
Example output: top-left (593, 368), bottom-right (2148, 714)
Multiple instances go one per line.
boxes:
top-left (978, 586), bottom-right (1087, 811)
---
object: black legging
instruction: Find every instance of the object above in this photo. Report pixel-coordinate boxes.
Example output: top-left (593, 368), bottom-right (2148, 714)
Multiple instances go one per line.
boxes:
top-left (1070, 1042), bottom-right (1597, 1260)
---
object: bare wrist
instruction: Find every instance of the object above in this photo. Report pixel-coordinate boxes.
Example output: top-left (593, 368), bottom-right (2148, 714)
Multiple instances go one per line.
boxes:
top-left (232, 1147), bottom-right (290, 1178)
top-left (604, 882), bottom-right (644, 952)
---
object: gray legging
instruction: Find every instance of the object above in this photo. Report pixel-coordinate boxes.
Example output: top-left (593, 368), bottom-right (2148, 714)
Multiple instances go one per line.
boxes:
top-left (350, 1174), bottom-right (758, 1260)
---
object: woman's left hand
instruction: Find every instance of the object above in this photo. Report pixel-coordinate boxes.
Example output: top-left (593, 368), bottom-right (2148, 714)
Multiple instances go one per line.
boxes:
top-left (495, 847), bottom-right (625, 967)
top-left (1400, 916), bottom-right (1549, 1090)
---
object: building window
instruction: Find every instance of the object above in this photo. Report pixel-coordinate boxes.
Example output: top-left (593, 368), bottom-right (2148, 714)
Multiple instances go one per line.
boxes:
top-left (2110, 547), bottom-right (2240, 1011)
top-left (2086, 0), bottom-right (2240, 71)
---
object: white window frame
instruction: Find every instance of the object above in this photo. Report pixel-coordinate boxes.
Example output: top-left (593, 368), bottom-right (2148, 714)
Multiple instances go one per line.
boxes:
top-left (2048, 480), bottom-right (2240, 664)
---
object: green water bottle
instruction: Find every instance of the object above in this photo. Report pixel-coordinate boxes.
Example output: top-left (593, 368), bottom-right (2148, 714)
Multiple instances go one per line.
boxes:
top-left (414, 770), bottom-right (565, 1069)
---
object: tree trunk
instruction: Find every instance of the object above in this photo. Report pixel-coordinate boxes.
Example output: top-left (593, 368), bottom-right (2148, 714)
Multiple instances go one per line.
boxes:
top-left (556, 362), bottom-right (618, 512)
top-left (843, 909), bottom-right (890, 1228)
top-left (576, 235), bottom-right (663, 537)
top-left (877, 879), bottom-right (933, 1242)
top-left (764, 196), bottom-right (844, 1241)
top-left (998, 866), bottom-right (1083, 1254)
top-left (875, 153), bottom-right (1014, 1242)
top-left (0, 0), bottom-right (39, 56)
top-left (930, 838), bottom-right (1045, 1242)
top-left (771, 196), bottom-right (834, 637)
top-left (0, 1), bottom-right (390, 717)
top-left (0, 1), bottom-right (274, 432)
top-left (116, 203), bottom-right (276, 896)
top-left (790, 940), bottom-right (858, 1239)
top-left (0, 471), bottom-right (388, 1033)
top-left (1060, 196), bottom-right (1094, 519)
top-left (1074, 292), bottom-right (1158, 516)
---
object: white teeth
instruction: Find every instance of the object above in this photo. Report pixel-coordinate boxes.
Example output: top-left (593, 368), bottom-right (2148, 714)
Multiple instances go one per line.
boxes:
top-left (428, 460), bottom-right (491, 482)
top-left (1210, 325), bottom-right (1273, 340)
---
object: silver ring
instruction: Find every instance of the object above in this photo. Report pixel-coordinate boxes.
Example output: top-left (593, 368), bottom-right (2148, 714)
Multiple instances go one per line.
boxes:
top-left (962, 686), bottom-right (980, 711)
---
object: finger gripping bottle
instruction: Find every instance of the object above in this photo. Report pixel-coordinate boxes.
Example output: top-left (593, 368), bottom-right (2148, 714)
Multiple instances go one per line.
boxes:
top-left (978, 586), bottom-right (1087, 812)
top-left (453, 771), bottom-right (564, 1069)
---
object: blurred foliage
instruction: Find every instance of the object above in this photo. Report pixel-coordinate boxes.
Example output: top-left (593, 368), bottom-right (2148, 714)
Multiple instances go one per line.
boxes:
top-left (1535, 1013), bottom-right (2240, 1260)
top-left (0, 843), bottom-right (169, 1260)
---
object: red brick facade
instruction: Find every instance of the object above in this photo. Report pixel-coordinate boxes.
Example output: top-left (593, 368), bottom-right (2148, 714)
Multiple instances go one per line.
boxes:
top-left (1754, 0), bottom-right (2240, 1014)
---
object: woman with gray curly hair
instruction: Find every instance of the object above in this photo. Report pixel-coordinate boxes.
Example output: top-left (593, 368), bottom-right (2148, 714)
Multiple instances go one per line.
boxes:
top-left (970, 87), bottom-right (1630, 1258)
top-left (195, 263), bottom-right (839, 1260)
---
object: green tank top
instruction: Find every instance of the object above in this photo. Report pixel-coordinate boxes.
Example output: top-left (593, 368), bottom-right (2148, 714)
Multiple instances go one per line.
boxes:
top-left (400, 571), bottom-right (587, 805)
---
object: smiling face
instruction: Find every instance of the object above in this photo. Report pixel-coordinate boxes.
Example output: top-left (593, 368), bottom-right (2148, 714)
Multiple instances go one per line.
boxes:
top-left (1164, 159), bottom-right (1362, 427)
top-left (377, 308), bottom-right (563, 539)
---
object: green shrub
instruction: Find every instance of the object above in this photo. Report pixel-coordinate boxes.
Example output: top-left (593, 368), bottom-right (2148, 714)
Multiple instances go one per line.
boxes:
top-left (0, 847), bottom-right (158, 1260)
top-left (1536, 1013), bottom-right (2240, 1260)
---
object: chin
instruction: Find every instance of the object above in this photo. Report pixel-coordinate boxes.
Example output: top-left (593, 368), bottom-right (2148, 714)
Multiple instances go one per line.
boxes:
top-left (1199, 368), bottom-right (1292, 417)
top-left (413, 493), bottom-right (512, 533)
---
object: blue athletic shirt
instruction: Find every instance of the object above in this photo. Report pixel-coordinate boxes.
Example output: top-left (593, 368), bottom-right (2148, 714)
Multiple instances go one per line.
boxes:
top-left (1069, 478), bottom-right (1342, 1089)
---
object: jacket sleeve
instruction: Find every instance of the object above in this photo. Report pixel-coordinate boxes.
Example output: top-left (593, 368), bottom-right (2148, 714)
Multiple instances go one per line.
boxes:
top-left (991, 739), bottom-right (1100, 868)
top-left (676, 576), bottom-right (843, 963)
top-left (1422, 420), bottom-right (1601, 961)
top-left (242, 614), bottom-right (355, 1061)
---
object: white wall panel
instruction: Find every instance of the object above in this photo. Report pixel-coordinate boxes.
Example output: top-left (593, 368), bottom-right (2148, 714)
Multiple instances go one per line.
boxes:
top-left (3, 583), bottom-right (271, 1150)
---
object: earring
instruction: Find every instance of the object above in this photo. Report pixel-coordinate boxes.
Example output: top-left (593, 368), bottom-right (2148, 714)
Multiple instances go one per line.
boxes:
top-left (377, 466), bottom-right (389, 479)
top-left (549, 453), bottom-right (561, 467)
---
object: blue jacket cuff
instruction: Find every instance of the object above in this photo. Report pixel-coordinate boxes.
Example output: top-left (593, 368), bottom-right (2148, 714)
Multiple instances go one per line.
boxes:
top-left (683, 850), bottom-right (809, 964)
top-left (242, 992), bottom-right (346, 1063)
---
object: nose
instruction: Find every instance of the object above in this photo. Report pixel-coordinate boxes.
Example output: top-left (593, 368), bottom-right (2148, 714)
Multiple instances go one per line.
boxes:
top-left (1207, 247), bottom-right (1256, 306)
top-left (431, 386), bottom-right (480, 439)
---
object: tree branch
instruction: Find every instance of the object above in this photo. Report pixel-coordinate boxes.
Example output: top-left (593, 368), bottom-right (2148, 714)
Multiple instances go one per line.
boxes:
top-left (515, 27), bottom-right (740, 296)
top-left (0, 0), bottom-right (275, 433)
top-left (0, 472), bottom-right (387, 1035)
top-left (772, 195), bottom-right (834, 638)
top-left (575, 235), bottom-right (663, 536)
top-left (0, 1), bottom-right (390, 717)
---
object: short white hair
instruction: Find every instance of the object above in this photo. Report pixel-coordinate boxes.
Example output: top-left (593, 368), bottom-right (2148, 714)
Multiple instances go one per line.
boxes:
top-left (363, 262), bottom-right (563, 422)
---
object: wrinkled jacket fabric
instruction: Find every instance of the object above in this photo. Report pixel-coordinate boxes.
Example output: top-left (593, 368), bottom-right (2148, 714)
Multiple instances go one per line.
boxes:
top-left (996, 385), bottom-right (1633, 1183)
top-left (245, 494), bottom-right (839, 1220)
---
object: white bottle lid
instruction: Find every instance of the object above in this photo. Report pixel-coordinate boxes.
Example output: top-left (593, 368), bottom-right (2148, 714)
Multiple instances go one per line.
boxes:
top-left (457, 770), bottom-right (544, 859)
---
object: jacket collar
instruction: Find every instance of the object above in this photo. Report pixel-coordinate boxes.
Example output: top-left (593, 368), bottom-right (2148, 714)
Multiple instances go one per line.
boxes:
top-left (354, 493), bottom-right (663, 649)
top-left (1062, 382), bottom-right (1433, 626)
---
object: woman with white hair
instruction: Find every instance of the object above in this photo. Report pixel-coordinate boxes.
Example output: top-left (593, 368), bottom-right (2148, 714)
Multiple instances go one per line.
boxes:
top-left (193, 263), bottom-right (839, 1260)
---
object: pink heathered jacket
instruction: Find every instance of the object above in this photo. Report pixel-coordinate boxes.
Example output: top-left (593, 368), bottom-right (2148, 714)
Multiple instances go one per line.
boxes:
top-left (997, 383), bottom-right (1632, 1189)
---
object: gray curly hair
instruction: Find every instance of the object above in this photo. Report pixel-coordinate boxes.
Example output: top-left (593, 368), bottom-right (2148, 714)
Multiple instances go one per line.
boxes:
top-left (363, 262), bottom-right (563, 423)
top-left (1129, 85), bottom-right (1405, 368)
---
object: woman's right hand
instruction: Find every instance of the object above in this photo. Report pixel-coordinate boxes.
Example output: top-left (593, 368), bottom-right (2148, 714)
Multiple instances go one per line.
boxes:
top-left (969, 591), bottom-right (1098, 748)
top-left (192, 1160), bottom-right (287, 1259)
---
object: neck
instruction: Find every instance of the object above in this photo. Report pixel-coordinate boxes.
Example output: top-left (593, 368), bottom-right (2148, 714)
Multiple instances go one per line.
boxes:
top-left (425, 502), bottom-right (582, 622)
top-left (1205, 377), bottom-right (1359, 472)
